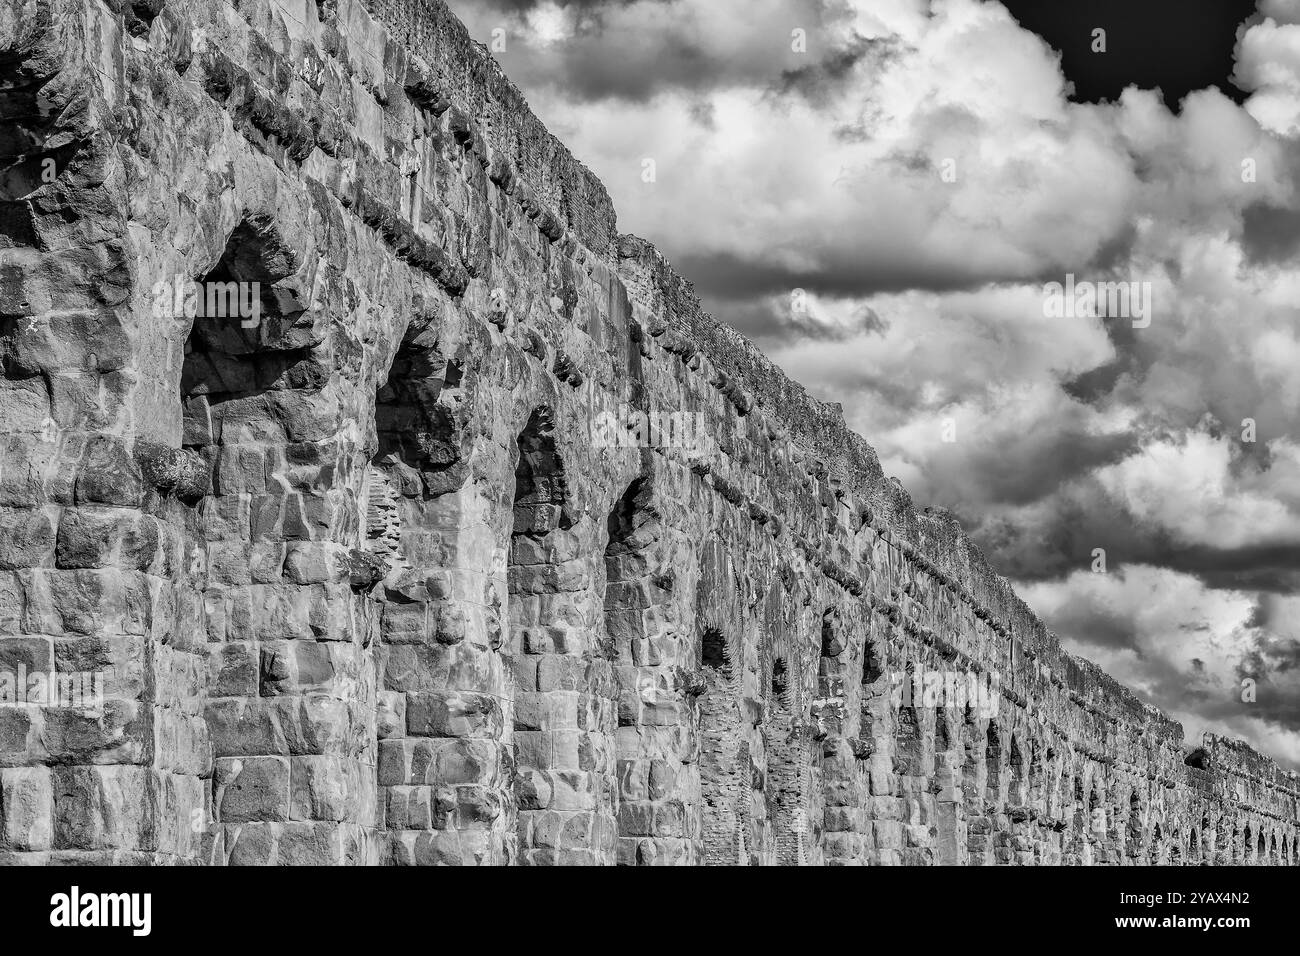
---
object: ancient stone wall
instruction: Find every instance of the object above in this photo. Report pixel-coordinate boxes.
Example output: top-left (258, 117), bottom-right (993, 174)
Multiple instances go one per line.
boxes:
top-left (0, 0), bottom-right (1296, 864)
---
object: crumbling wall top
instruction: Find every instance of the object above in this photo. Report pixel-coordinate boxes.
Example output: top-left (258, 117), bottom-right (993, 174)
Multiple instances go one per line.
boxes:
top-left (361, 0), bottom-right (618, 253)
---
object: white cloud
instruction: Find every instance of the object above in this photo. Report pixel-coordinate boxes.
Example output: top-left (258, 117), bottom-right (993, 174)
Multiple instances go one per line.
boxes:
top-left (1020, 566), bottom-right (1300, 768)
top-left (1236, 17), bottom-right (1300, 135)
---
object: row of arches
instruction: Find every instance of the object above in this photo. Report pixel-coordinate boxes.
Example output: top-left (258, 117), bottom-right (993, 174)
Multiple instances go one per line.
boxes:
top-left (184, 205), bottom-right (1299, 867)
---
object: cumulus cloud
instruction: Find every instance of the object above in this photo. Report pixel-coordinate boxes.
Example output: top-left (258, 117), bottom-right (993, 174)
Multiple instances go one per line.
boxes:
top-left (1236, 16), bottom-right (1300, 134)
top-left (1021, 567), bottom-right (1300, 767)
top-left (515, 0), bottom-right (1152, 299)
top-left (449, 0), bottom-right (856, 102)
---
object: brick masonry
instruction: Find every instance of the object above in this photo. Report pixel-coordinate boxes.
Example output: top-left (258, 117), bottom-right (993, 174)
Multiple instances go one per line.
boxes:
top-left (0, 0), bottom-right (1296, 865)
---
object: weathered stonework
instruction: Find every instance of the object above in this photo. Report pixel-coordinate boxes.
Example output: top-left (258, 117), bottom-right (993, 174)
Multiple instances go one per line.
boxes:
top-left (0, 0), bottom-right (1296, 865)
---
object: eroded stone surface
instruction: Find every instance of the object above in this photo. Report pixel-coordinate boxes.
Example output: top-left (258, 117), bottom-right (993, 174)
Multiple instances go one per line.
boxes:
top-left (0, 0), bottom-right (1296, 866)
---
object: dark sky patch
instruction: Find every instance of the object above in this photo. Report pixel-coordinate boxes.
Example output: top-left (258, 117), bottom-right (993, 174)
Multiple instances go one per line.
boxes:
top-left (1241, 202), bottom-right (1300, 265)
top-left (999, 0), bottom-right (1262, 110)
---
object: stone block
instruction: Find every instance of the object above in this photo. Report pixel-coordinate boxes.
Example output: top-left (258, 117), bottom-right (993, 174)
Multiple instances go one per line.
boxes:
top-left (216, 756), bottom-right (290, 823)
top-left (0, 766), bottom-right (52, 850)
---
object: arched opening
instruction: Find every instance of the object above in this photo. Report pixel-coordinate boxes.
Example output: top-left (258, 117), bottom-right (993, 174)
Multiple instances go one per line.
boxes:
top-left (370, 324), bottom-right (478, 861)
top-left (698, 625), bottom-right (744, 865)
top-left (856, 629), bottom-right (885, 759)
top-left (1088, 785), bottom-right (1103, 839)
top-left (819, 609), bottom-right (843, 659)
top-left (984, 724), bottom-right (1003, 806)
top-left (1215, 816), bottom-right (1230, 864)
top-left (764, 638), bottom-right (810, 865)
top-left (814, 608), bottom-right (846, 739)
top-left (1007, 735), bottom-right (1025, 805)
top-left (1127, 790), bottom-right (1143, 860)
top-left (370, 324), bottom-right (468, 507)
top-left (702, 629), bottom-right (729, 673)
top-left (180, 221), bottom-right (315, 466)
top-left (1189, 827), bottom-right (1199, 862)
top-left (510, 408), bottom-right (601, 862)
top-left (771, 658), bottom-right (789, 700)
top-left (963, 721), bottom-right (990, 863)
top-left (512, 408), bottom-right (570, 536)
top-left (894, 664), bottom-right (923, 778)
top-left (861, 638), bottom-right (883, 686)
top-left (1068, 776), bottom-right (1087, 860)
top-left (894, 701), bottom-right (925, 771)
top-left (181, 219), bottom-right (352, 854)
top-left (935, 714), bottom-right (951, 754)
top-left (961, 720), bottom-right (981, 805)
top-left (603, 475), bottom-right (656, 678)
top-left (1028, 744), bottom-right (1045, 808)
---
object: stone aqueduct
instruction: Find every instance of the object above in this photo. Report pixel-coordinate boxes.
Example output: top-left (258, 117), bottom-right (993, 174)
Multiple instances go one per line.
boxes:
top-left (0, 0), bottom-right (1297, 865)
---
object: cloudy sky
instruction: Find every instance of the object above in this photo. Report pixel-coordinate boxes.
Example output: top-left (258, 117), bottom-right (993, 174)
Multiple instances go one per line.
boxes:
top-left (447, 0), bottom-right (1300, 768)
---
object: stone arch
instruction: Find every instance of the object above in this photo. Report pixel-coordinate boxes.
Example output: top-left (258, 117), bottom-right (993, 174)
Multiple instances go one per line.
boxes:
top-left (180, 216), bottom-right (319, 464)
top-left (961, 715), bottom-right (982, 806)
top-left (855, 618), bottom-right (887, 760)
top-left (1066, 773), bottom-right (1088, 863)
top-left (182, 215), bottom-right (376, 862)
top-left (697, 624), bottom-right (744, 865)
top-left (765, 645), bottom-right (811, 865)
top-left (1028, 741), bottom-right (1045, 810)
top-left (1007, 734), bottom-right (1026, 805)
top-left (1127, 789), bottom-right (1144, 861)
top-left (814, 607), bottom-right (847, 740)
top-left (984, 723), bottom-right (1003, 806)
top-left (603, 475), bottom-right (660, 675)
top-left (1189, 826), bottom-right (1199, 862)
top-left (934, 711), bottom-right (952, 755)
top-left (371, 323), bottom-right (495, 864)
top-left (1045, 746), bottom-right (1063, 822)
top-left (370, 321), bottom-right (470, 508)
top-left (509, 406), bottom-right (615, 864)
top-left (861, 632), bottom-right (884, 686)
top-left (1088, 782), bottom-right (1105, 850)
top-left (1215, 814), bottom-right (1230, 864)
top-left (702, 629), bottom-right (729, 671)
top-left (816, 605), bottom-right (869, 864)
top-left (771, 656), bottom-right (790, 702)
top-left (962, 718), bottom-right (993, 865)
top-left (605, 473), bottom-right (686, 864)
top-left (894, 663), bottom-right (924, 778)
top-left (512, 407), bottom-right (572, 536)
top-left (695, 538), bottom-right (765, 864)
